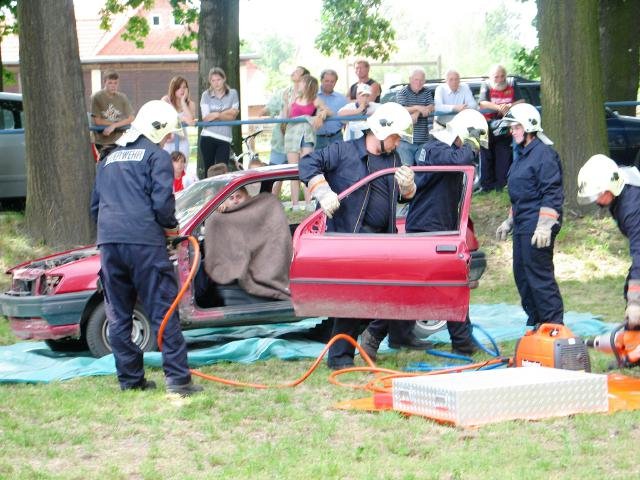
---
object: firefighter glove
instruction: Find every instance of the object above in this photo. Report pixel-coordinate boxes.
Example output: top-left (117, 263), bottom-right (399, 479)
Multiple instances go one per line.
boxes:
top-left (531, 207), bottom-right (559, 248)
top-left (495, 210), bottom-right (513, 241)
top-left (626, 281), bottom-right (640, 329)
top-left (625, 304), bottom-right (640, 329)
top-left (308, 174), bottom-right (340, 218)
top-left (395, 165), bottom-right (416, 199)
top-left (463, 137), bottom-right (480, 153)
top-left (164, 227), bottom-right (180, 239)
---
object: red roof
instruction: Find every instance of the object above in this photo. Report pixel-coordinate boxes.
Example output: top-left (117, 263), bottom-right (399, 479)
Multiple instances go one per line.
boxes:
top-left (97, 0), bottom-right (198, 56)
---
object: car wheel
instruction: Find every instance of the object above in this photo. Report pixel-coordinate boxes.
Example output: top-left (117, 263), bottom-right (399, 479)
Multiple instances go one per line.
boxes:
top-left (45, 337), bottom-right (88, 352)
top-left (85, 302), bottom-right (157, 358)
top-left (413, 320), bottom-right (447, 340)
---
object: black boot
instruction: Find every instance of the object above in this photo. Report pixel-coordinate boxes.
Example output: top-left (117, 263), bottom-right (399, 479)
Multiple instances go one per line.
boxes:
top-left (388, 337), bottom-right (433, 350)
top-left (360, 329), bottom-right (382, 361)
top-left (121, 378), bottom-right (156, 391)
top-left (167, 381), bottom-right (204, 397)
top-left (451, 342), bottom-right (477, 356)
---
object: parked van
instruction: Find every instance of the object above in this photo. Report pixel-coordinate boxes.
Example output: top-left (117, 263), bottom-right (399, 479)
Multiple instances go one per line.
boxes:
top-left (0, 92), bottom-right (26, 200)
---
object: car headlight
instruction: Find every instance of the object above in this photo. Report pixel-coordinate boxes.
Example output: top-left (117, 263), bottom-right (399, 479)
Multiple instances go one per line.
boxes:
top-left (40, 274), bottom-right (62, 295)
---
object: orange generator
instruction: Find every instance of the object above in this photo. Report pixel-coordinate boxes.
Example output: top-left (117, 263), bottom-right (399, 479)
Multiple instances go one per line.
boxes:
top-left (514, 323), bottom-right (591, 372)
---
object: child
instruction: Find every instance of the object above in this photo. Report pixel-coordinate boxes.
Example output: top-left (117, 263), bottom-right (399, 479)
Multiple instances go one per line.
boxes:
top-left (171, 151), bottom-right (197, 193)
top-left (207, 163), bottom-right (229, 178)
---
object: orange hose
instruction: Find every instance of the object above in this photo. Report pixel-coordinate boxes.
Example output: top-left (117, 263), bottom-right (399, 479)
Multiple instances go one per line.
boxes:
top-left (158, 236), bottom-right (510, 393)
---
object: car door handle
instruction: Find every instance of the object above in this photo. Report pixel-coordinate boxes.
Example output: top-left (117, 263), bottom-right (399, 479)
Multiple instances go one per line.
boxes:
top-left (436, 245), bottom-right (457, 253)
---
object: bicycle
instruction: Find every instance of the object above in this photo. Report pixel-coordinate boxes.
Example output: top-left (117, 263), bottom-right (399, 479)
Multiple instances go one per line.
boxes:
top-left (230, 129), bottom-right (263, 170)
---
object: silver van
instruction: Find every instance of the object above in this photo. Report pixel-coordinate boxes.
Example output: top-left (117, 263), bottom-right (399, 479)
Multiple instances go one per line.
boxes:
top-left (0, 92), bottom-right (25, 200)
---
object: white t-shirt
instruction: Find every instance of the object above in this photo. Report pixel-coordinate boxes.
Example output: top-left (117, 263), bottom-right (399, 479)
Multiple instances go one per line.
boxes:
top-left (338, 101), bottom-right (379, 141)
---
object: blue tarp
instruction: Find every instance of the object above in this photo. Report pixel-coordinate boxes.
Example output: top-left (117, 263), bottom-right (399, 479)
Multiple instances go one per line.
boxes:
top-left (0, 304), bottom-right (615, 383)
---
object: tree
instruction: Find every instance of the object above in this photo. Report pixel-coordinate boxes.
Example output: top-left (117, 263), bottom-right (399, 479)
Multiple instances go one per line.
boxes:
top-left (599, 0), bottom-right (640, 117)
top-left (197, 0), bottom-right (240, 174)
top-left (17, 0), bottom-right (95, 245)
top-left (483, 7), bottom-right (525, 71)
top-left (315, 0), bottom-right (396, 61)
top-left (0, 0), bottom-right (17, 91)
top-left (511, 46), bottom-right (539, 80)
top-left (100, 0), bottom-right (240, 175)
top-left (247, 34), bottom-right (295, 93)
top-left (537, 0), bottom-right (608, 213)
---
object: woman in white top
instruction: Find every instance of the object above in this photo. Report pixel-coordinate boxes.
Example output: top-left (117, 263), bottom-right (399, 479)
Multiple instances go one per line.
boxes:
top-left (162, 76), bottom-right (197, 159)
top-left (199, 67), bottom-right (240, 175)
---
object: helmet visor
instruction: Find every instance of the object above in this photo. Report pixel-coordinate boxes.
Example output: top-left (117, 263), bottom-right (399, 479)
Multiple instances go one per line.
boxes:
top-left (577, 191), bottom-right (602, 205)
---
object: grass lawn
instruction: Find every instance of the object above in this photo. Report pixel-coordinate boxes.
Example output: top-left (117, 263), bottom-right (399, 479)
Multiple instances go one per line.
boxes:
top-left (1, 193), bottom-right (640, 480)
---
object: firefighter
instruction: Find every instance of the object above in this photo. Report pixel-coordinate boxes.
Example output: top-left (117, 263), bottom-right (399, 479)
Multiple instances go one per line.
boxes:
top-left (299, 102), bottom-right (418, 369)
top-left (91, 100), bottom-right (203, 396)
top-left (577, 154), bottom-right (640, 328)
top-left (360, 109), bottom-right (487, 359)
top-left (494, 103), bottom-right (564, 326)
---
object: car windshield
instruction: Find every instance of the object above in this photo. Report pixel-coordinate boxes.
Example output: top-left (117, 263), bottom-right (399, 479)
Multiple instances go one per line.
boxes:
top-left (175, 176), bottom-right (228, 226)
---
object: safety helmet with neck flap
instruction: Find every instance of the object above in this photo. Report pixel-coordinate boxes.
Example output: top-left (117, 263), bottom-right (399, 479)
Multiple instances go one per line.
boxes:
top-left (577, 154), bottom-right (625, 205)
top-left (116, 100), bottom-right (183, 146)
top-left (366, 102), bottom-right (413, 144)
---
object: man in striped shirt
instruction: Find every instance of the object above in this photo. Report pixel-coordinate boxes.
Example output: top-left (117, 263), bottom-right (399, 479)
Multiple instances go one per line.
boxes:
top-left (396, 68), bottom-right (434, 165)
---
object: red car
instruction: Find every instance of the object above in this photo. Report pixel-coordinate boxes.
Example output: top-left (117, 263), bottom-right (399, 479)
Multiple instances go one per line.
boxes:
top-left (0, 164), bottom-right (485, 357)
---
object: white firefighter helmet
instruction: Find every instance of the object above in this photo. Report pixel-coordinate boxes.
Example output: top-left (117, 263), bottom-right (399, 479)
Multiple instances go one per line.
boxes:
top-left (577, 154), bottom-right (625, 205)
top-left (497, 103), bottom-right (553, 145)
top-left (116, 100), bottom-right (183, 146)
top-left (366, 102), bottom-right (413, 143)
top-left (432, 109), bottom-right (489, 148)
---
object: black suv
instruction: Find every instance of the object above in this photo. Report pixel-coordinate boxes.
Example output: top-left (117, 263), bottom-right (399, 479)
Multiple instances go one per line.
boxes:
top-left (381, 76), bottom-right (640, 167)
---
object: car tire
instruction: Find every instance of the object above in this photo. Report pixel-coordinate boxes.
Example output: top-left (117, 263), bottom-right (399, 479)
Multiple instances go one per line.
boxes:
top-left (45, 337), bottom-right (88, 353)
top-left (85, 302), bottom-right (157, 358)
top-left (413, 320), bottom-right (447, 340)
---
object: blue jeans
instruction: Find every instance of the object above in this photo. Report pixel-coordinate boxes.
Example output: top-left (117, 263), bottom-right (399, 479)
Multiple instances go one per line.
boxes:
top-left (315, 131), bottom-right (343, 151)
top-left (396, 140), bottom-right (422, 166)
top-left (269, 151), bottom-right (287, 165)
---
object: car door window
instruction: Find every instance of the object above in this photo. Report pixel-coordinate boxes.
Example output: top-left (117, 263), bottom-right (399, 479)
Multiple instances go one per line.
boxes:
top-left (0, 99), bottom-right (23, 130)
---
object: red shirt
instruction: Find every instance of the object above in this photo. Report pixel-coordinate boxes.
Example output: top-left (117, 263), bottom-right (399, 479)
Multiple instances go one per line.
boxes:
top-left (173, 171), bottom-right (185, 193)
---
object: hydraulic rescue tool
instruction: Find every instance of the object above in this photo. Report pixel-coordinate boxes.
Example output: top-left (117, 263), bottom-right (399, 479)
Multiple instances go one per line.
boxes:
top-left (587, 323), bottom-right (640, 368)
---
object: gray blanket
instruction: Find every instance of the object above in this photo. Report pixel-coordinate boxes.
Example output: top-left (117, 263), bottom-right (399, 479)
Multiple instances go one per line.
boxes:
top-left (204, 192), bottom-right (292, 300)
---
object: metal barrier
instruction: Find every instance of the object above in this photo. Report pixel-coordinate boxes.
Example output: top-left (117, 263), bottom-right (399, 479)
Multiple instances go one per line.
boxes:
top-left (1, 101), bottom-right (638, 135)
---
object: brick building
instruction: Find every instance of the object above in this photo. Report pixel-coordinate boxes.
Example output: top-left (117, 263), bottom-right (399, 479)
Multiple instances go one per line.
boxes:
top-left (1, 0), bottom-right (266, 119)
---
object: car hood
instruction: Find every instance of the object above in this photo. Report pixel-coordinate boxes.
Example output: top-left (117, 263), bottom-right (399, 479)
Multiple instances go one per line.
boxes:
top-left (8, 245), bottom-right (99, 278)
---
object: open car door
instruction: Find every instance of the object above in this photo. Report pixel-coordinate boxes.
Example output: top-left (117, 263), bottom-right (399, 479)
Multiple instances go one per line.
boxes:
top-left (289, 165), bottom-right (475, 322)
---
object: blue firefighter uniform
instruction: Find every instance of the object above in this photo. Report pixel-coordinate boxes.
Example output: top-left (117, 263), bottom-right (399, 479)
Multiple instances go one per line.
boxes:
top-left (299, 136), bottom-right (401, 368)
top-left (91, 135), bottom-right (192, 389)
top-left (609, 184), bottom-right (640, 302)
top-left (401, 138), bottom-right (477, 351)
top-left (299, 136), bottom-right (400, 234)
top-left (508, 137), bottom-right (564, 326)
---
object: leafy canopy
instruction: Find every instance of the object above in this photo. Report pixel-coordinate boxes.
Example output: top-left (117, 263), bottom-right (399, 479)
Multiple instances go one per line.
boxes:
top-left (315, 0), bottom-right (397, 62)
top-left (0, 0), bottom-right (17, 86)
